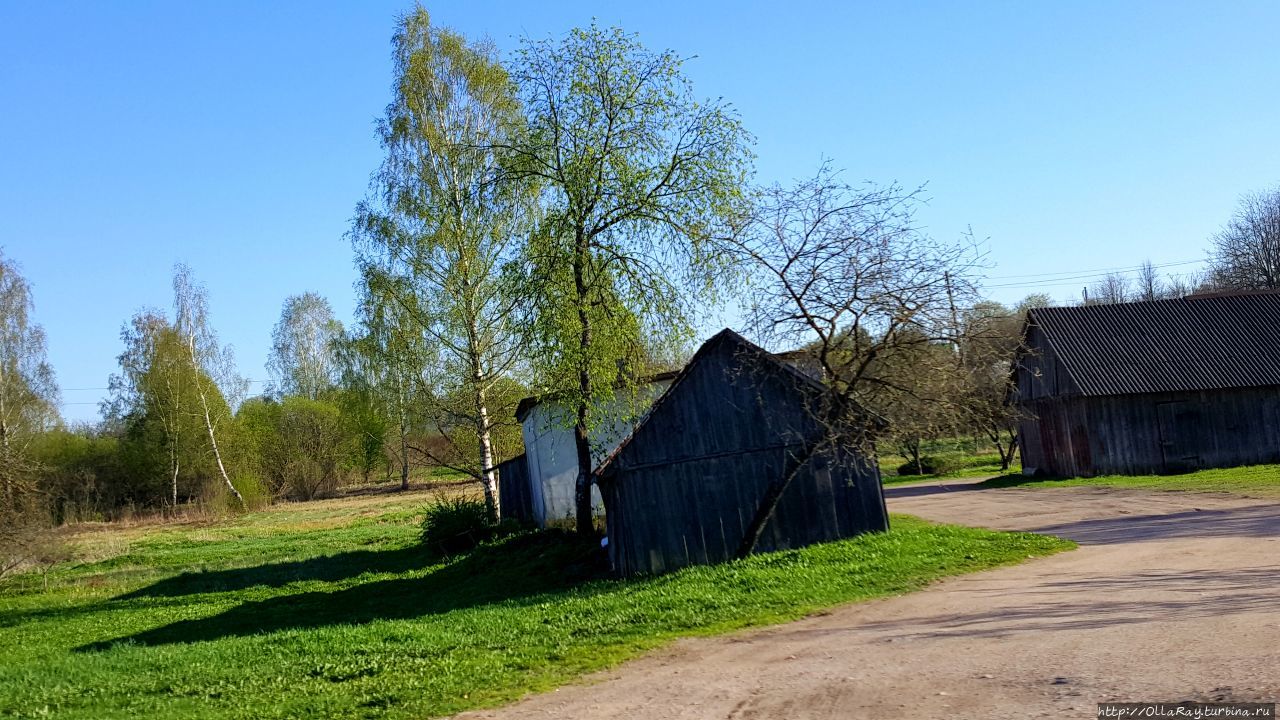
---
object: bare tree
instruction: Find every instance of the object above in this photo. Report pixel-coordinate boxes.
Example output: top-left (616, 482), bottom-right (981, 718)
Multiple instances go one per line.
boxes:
top-left (1135, 260), bottom-right (1163, 302)
top-left (723, 165), bottom-right (983, 557)
top-left (1086, 272), bottom-right (1130, 305)
top-left (1210, 186), bottom-right (1280, 290)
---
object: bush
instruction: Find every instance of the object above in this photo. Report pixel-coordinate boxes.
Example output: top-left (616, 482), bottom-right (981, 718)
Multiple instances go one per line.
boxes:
top-left (419, 497), bottom-right (520, 556)
top-left (256, 397), bottom-right (354, 500)
top-left (896, 453), bottom-right (966, 476)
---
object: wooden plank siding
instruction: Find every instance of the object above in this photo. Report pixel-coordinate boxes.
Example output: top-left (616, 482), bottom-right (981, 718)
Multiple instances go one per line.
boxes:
top-left (496, 454), bottom-right (533, 523)
top-left (598, 330), bottom-right (889, 577)
top-left (1016, 311), bottom-right (1280, 477)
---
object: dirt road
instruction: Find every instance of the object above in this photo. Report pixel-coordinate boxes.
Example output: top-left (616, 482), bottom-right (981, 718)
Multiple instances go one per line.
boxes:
top-left (459, 479), bottom-right (1280, 719)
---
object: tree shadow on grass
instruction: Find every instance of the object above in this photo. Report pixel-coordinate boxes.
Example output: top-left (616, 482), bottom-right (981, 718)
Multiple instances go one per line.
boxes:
top-left (78, 531), bottom-right (609, 652)
top-left (115, 545), bottom-right (433, 600)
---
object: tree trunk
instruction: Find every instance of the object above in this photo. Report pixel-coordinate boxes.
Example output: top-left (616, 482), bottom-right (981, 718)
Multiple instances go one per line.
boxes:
top-left (474, 394), bottom-right (499, 522)
top-left (572, 236), bottom-right (596, 536)
top-left (198, 389), bottom-right (243, 509)
top-left (170, 451), bottom-right (180, 508)
top-left (572, 404), bottom-right (594, 535)
top-left (399, 421), bottom-right (409, 492)
top-left (186, 335), bottom-right (243, 510)
top-left (1005, 432), bottom-right (1020, 469)
top-left (735, 441), bottom-right (820, 559)
top-left (398, 373), bottom-right (410, 491)
top-left (0, 405), bottom-right (11, 507)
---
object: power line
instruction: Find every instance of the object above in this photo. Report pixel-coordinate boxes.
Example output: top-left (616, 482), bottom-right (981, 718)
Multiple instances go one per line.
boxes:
top-left (983, 259), bottom-right (1206, 290)
top-left (60, 379), bottom-right (269, 392)
top-left (985, 258), bottom-right (1204, 280)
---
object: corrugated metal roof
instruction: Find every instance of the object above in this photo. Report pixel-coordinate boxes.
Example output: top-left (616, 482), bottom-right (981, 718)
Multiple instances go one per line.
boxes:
top-left (1029, 291), bottom-right (1280, 396)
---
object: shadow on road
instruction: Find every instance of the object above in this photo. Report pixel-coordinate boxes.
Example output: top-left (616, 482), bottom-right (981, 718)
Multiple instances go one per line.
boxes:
top-left (1032, 504), bottom-right (1280, 544)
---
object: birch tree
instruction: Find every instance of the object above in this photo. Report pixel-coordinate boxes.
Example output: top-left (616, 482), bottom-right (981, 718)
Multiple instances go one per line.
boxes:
top-left (105, 311), bottom-right (207, 506)
top-left (172, 265), bottom-right (249, 508)
top-left (345, 274), bottom-right (426, 492)
top-left (504, 24), bottom-right (752, 534)
top-left (0, 252), bottom-right (59, 512)
top-left (353, 9), bottom-right (529, 517)
top-left (267, 292), bottom-right (343, 400)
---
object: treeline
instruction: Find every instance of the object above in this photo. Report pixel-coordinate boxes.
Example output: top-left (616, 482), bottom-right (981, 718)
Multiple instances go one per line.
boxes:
top-left (5, 7), bottom-right (1280, 573)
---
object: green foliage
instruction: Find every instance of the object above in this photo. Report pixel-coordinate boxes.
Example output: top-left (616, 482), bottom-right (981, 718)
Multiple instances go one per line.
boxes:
top-left (896, 454), bottom-right (963, 477)
top-left (352, 7), bottom-right (530, 507)
top-left (0, 491), bottom-right (1071, 719)
top-left (241, 397), bottom-right (355, 501)
top-left (418, 496), bottom-right (522, 555)
top-left (0, 251), bottom-right (60, 451)
top-left (331, 385), bottom-right (389, 483)
top-left (28, 429), bottom-right (125, 523)
top-left (509, 22), bottom-right (752, 530)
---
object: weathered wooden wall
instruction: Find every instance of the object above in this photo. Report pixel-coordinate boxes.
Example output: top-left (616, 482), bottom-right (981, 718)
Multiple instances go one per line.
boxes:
top-left (599, 334), bottom-right (888, 577)
top-left (1020, 388), bottom-right (1280, 477)
top-left (496, 454), bottom-right (533, 523)
top-left (1016, 323), bottom-right (1280, 476)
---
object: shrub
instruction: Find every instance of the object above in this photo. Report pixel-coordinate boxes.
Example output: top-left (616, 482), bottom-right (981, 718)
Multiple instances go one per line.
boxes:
top-left (896, 453), bottom-right (967, 476)
top-left (257, 397), bottom-right (354, 500)
top-left (419, 497), bottom-right (521, 556)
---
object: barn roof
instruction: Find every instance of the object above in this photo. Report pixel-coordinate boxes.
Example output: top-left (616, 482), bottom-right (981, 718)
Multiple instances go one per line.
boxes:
top-left (514, 369), bottom-right (680, 422)
top-left (1027, 290), bottom-right (1280, 397)
top-left (595, 328), bottom-right (846, 478)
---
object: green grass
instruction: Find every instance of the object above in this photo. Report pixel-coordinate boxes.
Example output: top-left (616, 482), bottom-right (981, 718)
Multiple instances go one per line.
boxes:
top-left (0, 491), bottom-right (1073, 720)
top-left (980, 463), bottom-right (1280, 497)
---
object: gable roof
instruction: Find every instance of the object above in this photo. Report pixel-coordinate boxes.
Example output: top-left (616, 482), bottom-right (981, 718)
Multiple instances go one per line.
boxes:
top-left (1026, 291), bottom-right (1280, 397)
top-left (594, 328), bottom-right (845, 478)
top-left (514, 369), bottom-right (680, 423)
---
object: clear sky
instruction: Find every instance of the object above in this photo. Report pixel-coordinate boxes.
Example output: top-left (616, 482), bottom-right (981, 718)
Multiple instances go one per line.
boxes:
top-left (3, 1), bottom-right (1279, 422)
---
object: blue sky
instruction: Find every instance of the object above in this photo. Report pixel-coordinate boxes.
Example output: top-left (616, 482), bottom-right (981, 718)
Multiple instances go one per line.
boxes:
top-left (2, 1), bottom-right (1278, 422)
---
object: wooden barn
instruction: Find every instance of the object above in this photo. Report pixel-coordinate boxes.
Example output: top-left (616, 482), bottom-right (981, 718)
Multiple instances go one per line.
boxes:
top-left (596, 329), bottom-right (889, 576)
top-left (1014, 291), bottom-right (1280, 477)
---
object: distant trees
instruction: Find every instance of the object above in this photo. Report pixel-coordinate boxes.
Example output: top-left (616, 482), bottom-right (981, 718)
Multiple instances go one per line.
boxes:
top-left (0, 253), bottom-right (60, 496)
top-left (241, 396), bottom-right (353, 500)
top-left (1085, 260), bottom-right (1209, 305)
top-left (105, 310), bottom-right (210, 506)
top-left (104, 265), bottom-right (253, 510)
top-left (267, 292), bottom-right (343, 400)
top-left (1209, 186), bottom-right (1280, 290)
top-left (957, 295), bottom-right (1050, 470)
top-left (0, 252), bottom-right (61, 577)
top-left (505, 24), bottom-right (752, 533)
top-left (1086, 272), bottom-right (1131, 305)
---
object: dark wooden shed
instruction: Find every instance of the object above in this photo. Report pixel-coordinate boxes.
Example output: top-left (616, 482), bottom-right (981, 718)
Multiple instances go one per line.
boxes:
top-left (1014, 291), bottom-right (1280, 477)
top-left (596, 329), bottom-right (889, 577)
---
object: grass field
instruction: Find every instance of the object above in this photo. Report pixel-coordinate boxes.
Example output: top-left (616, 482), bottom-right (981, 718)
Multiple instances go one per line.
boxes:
top-left (0, 488), bottom-right (1073, 720)
top-left (980, 463), bottom-right (1280, 497)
